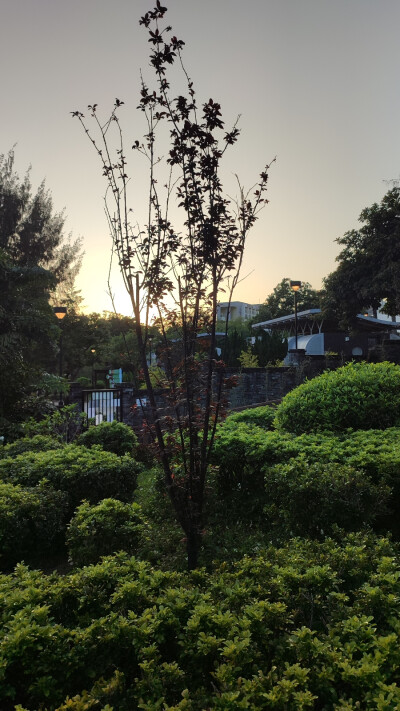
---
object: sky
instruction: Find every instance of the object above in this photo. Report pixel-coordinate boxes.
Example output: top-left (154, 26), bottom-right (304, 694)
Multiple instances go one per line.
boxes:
top-left (1, 0), bottom-right (400, 316)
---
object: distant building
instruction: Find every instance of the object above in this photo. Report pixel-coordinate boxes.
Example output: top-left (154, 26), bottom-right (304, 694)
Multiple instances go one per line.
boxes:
top-left (217, 301), bottom-right (260, 322)
top-left (252, 308), bottom-right (400, 362)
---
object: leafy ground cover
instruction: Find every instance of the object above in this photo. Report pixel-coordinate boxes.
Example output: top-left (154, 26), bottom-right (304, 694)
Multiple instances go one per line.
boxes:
top-left (1, 533), bottom-right (400, 710)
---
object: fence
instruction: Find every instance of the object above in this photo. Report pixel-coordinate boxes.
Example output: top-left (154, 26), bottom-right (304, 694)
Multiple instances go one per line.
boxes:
top-left (82, 389), bottom-right (122, 424)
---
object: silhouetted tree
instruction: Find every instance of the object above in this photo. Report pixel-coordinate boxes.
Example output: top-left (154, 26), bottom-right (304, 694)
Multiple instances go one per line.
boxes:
top-left (323, 187), bottom-right (400, 327)
top-left (254, 277), bottom-right (320, 323)
top-left (0, 151), bottom-right (82, 434)
top-left (72, 2), bottom-right (273, 569)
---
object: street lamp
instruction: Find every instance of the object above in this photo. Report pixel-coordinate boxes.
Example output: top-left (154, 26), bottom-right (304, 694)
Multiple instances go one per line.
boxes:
top-left (53, 306), bottom-right (67, 406)
top-left (290, 281), bottom-right (301, 350)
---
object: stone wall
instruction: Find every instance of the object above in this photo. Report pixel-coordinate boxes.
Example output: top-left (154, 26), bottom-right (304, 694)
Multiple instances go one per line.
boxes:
top-left (68, 353), bottom-right (345, 430)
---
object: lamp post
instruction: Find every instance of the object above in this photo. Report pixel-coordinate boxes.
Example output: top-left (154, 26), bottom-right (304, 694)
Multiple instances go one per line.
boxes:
top-left (290, 281), bottom-right (301, 350)
top-left (90, 348), bottom-right (96, 386)
top-left (148, 335), bottom-right (153, 367)
top-left (53, 306), bottom-right (67, 407)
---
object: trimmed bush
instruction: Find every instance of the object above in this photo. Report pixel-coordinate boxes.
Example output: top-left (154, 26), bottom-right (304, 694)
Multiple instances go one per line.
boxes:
top-left (264, 457), bottom-right (390, 538)
top-left (77, 420), bottom-right (138, 457)
top-left (224, 404), bottom-right (276, 430)
top-left (1, 534), bottom-right (400, 709)
top-left (0, 445), bottom-right (141, 512)
top-left (212, 423), bottom-right (298, 493)
top-left (0, 434), bottom-right (63, 459)
top-left (275, 361), bottom-right (400, 434)
top-left (212, 424), bottom-right (400, 535)
top-left (0, 481), bottom-right (68, 569)
top-left (67, 498), bottom-right (149, 567)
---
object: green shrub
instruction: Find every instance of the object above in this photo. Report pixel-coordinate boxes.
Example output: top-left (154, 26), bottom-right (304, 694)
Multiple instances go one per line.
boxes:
top-left (212, 423), bottom-right (297, 493)
top-left (0, 445), bottom-right (141, 512)
top-left (67, 498), bottom-right (149, 567)
top-left (1, 533), bottom-right (400, 709)
top-left (0, 481), bottom-right (68, 569)
top-left (23, 404), bottom-right (87, 443)
top-left (75, 376), bottom-right (91, 386)
top-left (213, 422), bottom-right (400, 491)
top-left (264, 457), bottom-right (390, 538)
top-left (0, 434), bottom-right (63, 459)
top-left (224, 405), bottom-right (276, 430)
top-left (212, 424), bottom-right (400, 535)
top-left (275, 361), bottom-right (400, 434)
top-left (77, 420), bottom-right (138, 457)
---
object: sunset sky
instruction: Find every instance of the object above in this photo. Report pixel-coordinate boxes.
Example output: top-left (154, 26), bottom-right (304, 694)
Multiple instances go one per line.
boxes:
top-left (1, 0), bottom-right (399, 316)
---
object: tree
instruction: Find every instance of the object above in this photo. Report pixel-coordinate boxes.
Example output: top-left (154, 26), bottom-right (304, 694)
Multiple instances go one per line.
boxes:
top-left (0, 151), bottom-right (82, 434)
top-left (254, 277), bottom-right (320, 323)
top-left (323, 187), bottom-right (400, 327)
top-left (0, 150), bottom-right (82, 299)
top-left (0, 248), bottom-right (57, 433)
top-left (73, 2), bottom-right (273, 569)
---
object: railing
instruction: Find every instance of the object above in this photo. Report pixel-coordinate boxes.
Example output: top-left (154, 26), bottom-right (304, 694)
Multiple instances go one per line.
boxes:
top-left (82, 389), bottom-right (122, 424)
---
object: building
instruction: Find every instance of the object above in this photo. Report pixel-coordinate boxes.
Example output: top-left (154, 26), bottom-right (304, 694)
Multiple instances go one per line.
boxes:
top-left (217, 301), bottom-right (260, 322)
top-left (252, 308), bottom-right (400, 362)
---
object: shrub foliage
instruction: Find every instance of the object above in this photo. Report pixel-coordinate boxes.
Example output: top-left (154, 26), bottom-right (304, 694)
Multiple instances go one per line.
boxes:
top-left (67, 499), bottom-right (148, 567)
top-left (0, 482), bottom-right (68, 569)
top-left (0, 445), bottom-right (141, 512)
top-left (224, 405), bottom-right (276, 430)
top-left (275, 361), bottom-right (400, 434)
top-left (77, 420), bottom-right (138, 457)
top-left (1, 534), bottom-right (400, 709)
top-left (0, 435), bottom-right (63, 459)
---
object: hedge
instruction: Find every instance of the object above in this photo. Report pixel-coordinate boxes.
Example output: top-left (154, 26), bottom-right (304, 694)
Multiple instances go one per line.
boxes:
top-left (76, 420), bottom-right (138, 457)
top-left (213, 424), bottom-right (400, 491)
top-left (223, 405), bottom-right (276, 430)
top-left (67, 499), bottom-right (149, 567)
top-left (263, 458), bottom-right (390, 538)
top-left (1, 533), bottom-right (400, 709)
top-left (0, 435), bottom-right (63, 459)
top-left (0, 445), bottom-right (141, 512)
top-left (0, 481), bottom-right (68, 569)
top-left (275, 361), bottom-right (400, 434)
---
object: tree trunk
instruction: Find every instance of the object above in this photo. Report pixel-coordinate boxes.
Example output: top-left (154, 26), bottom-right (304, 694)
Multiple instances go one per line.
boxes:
top-left (186, 528), bottom-right (199, 571)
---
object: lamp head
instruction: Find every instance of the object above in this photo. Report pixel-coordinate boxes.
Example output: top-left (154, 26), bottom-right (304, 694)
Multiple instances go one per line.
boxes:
top-left (53, 306), bottom-right (67, 320)
top-left (290, 280), bottom-right (301, 292)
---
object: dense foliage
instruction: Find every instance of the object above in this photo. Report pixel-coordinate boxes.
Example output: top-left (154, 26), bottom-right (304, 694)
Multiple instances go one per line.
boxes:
top-left (275, 361), bottom-right (400, 434)
top-left (323, 186), bottom-right (400, 326)
top-left (224, 405), bottom-right (276, 430)
top-left (0, 445), bottom-right (141, 513)
top-left (264, 459), bottom-right (389, 538)
top-left (0, 481), bottom-right (67, 569)
top-left (0, 434), bottom-right (63, 458)
top-left (254, 277), bottom-right (320, 323)
top-left (67, 498), bottom-right (149, 566)
top-left (212, 419), bottom-right (400, 537)
top-left (1, 533), bottom-right (400, 710)
top-left (77, 420), bottom-right (138, 457)
top-left (0, 150), bottom-right (82, 435)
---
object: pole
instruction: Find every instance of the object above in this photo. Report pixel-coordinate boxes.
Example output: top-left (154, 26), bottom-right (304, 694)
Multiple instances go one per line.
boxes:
top-left (58, 330), bottom-right (64, 408)
top-left (294, 289), bottom-right (298, 350)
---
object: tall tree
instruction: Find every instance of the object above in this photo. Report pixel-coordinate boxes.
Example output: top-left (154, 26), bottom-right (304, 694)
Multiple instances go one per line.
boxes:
top-left (0, 249), bottom-right (57, 433)
top-left (323, 187), bottom-right (400, 327)
top-left (254, 277), bottom-right (320, 323)
top-left (0, 150), bottom-right (82, 298)
top-left (0, 151), bottom-right (82, 434)
top-left (73, 2), bottom-right (273, 569)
